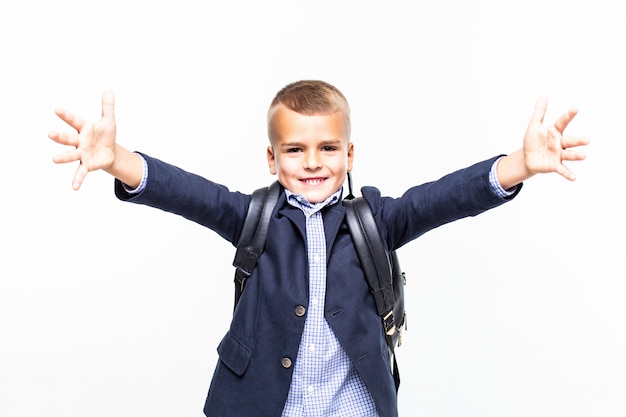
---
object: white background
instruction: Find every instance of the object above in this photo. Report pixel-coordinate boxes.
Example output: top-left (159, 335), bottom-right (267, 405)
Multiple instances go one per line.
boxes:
top-left (1, 1), bottom-right (624, 416)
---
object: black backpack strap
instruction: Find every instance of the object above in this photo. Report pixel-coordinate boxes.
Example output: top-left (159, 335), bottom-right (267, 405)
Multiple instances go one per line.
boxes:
top-left (233, 181), bottom-right (281, 309)
top-left (344, 196), bottom-right (401, 390)
top-left (343, 197), bottom-right (397, 340)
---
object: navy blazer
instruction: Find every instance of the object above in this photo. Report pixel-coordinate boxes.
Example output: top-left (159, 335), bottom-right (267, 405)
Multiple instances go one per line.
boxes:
top-left (115, 154), bottom-right (520, 417)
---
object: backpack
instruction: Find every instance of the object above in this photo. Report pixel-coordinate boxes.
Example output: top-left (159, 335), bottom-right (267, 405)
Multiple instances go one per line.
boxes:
top-left (232, 175), bottom-right (406, 389)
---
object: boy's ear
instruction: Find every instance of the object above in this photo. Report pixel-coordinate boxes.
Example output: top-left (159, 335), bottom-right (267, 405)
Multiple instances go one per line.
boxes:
top-left (267, 145), bottom-right (277, 175)
top-left (347, 141), bottom-right (354, 172)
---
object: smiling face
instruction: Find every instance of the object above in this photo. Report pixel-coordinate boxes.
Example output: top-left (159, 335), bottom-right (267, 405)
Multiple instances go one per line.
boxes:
top-left (267, 104), bottom-right (353, 204)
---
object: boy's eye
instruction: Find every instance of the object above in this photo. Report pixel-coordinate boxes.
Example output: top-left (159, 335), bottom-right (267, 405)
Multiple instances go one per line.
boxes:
top-left (286, 147), bottom-right (302, 153)
top-left (322, 146), bottom-right (337, 151)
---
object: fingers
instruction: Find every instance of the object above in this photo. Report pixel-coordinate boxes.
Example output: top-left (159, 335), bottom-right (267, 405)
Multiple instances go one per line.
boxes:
top-left (50, 91), bottom-right (114, 191)
top-left (553, 106), bottom-right (579, 134)
top-left (556, 138), bottom-right (588, 182)
top-left (72, 164), bottom-right (88, 190)
top-left (556, 164), bottom-right (577, 182)
top-left (48, 129), bottom-right (76, 147)
top-left (528, 96), bottom-right (548, 126)
top-left (561, 135), bottom-right (590, 151)
top-left (54, 107), bottom-right (85, 132)
top-left (562, 149), bottom-right (587, 163)
top-left (101, 90), bottom-right (115, 119)
top-left (51, 148), bottom-right (81, 164)
top-left (54, 89), bottom-right (114, 132)
top-left (48, 130), bottom-right (82, 164)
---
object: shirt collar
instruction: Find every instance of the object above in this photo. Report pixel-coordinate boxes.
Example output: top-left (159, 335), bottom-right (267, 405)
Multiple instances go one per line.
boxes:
top-left (285, 188), bottom-right (342, 214)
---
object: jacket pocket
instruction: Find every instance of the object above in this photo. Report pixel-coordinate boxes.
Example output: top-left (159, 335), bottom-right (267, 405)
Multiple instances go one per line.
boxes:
top-left (217, 332), bottom-right (253, 376)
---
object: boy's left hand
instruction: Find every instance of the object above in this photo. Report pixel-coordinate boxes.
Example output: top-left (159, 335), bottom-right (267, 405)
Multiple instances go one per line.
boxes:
top-left (523, 96), bottom-right (589, 181)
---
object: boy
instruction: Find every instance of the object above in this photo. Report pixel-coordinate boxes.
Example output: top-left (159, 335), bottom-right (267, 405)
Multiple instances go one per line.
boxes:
top-left (48, 80), bottom-right (588, 417)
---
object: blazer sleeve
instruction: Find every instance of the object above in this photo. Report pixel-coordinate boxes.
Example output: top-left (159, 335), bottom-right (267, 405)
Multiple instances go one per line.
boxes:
top-left (114, 153), bottom-right (251, 244)
top-left (362, 155), bottom-right (522, 250)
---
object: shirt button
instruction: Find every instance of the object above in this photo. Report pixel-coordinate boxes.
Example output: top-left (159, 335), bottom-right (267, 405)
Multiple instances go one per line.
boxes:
top-left (281, 357), bottom-right (292, 368)
top-left (307, 386), bottom-right (314, 394)
top-left (295, 305), bottom-right (306, 317)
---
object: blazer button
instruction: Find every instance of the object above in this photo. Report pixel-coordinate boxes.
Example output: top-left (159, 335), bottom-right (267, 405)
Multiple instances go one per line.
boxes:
top-left (281, 357), bottom-right (293, 368)
top-left (295, 305), bottom-right (306, 317)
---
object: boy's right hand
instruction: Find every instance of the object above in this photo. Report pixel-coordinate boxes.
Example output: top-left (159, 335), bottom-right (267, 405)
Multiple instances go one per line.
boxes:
top-left (49, 90), bottom-right (117, 190)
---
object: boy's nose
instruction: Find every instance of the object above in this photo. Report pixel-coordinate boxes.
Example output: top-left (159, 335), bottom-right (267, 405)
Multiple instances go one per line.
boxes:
top-left (304, 151), bottom-right (322, 170)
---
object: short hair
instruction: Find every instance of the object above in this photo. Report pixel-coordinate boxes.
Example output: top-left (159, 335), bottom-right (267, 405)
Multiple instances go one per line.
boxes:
top-left (268, 80), bottom-right (351, 135)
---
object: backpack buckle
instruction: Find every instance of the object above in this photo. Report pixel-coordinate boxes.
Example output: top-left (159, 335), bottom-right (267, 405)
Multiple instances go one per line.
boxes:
top-left (383, 310), bottom-right (396, 336)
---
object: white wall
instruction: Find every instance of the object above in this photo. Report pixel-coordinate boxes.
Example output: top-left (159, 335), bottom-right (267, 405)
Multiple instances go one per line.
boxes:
top-left (1, 1), bottom-right (623, 416)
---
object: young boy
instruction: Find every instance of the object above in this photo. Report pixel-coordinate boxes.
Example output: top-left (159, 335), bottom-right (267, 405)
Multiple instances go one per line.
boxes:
top-left (48, 80), bottom-right (588, 417)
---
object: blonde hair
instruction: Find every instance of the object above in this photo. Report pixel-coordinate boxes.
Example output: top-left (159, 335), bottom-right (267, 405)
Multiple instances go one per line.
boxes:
top-left (270, 80), bottom-right (350, 115)
top-left (268, 80), bottom-right (351, 137)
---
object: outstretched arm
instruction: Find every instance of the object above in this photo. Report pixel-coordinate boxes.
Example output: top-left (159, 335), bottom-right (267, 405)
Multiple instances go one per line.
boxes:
top-left (497, 96), bottom-right (589, 190)
top-left (48, 90), bottom-right (143, 190)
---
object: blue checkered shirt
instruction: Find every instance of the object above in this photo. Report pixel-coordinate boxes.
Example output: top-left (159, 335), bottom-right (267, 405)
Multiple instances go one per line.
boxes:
top-left (281, 189), bottom-right (379, 417)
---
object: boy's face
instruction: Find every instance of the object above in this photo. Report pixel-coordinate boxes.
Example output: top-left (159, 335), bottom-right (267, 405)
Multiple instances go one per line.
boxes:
top-left (267, 105), bottom-right (353, 204)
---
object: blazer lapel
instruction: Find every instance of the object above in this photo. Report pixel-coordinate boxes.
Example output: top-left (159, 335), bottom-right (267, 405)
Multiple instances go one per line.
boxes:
top-left (322, 201), bottom-right (347, 263)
